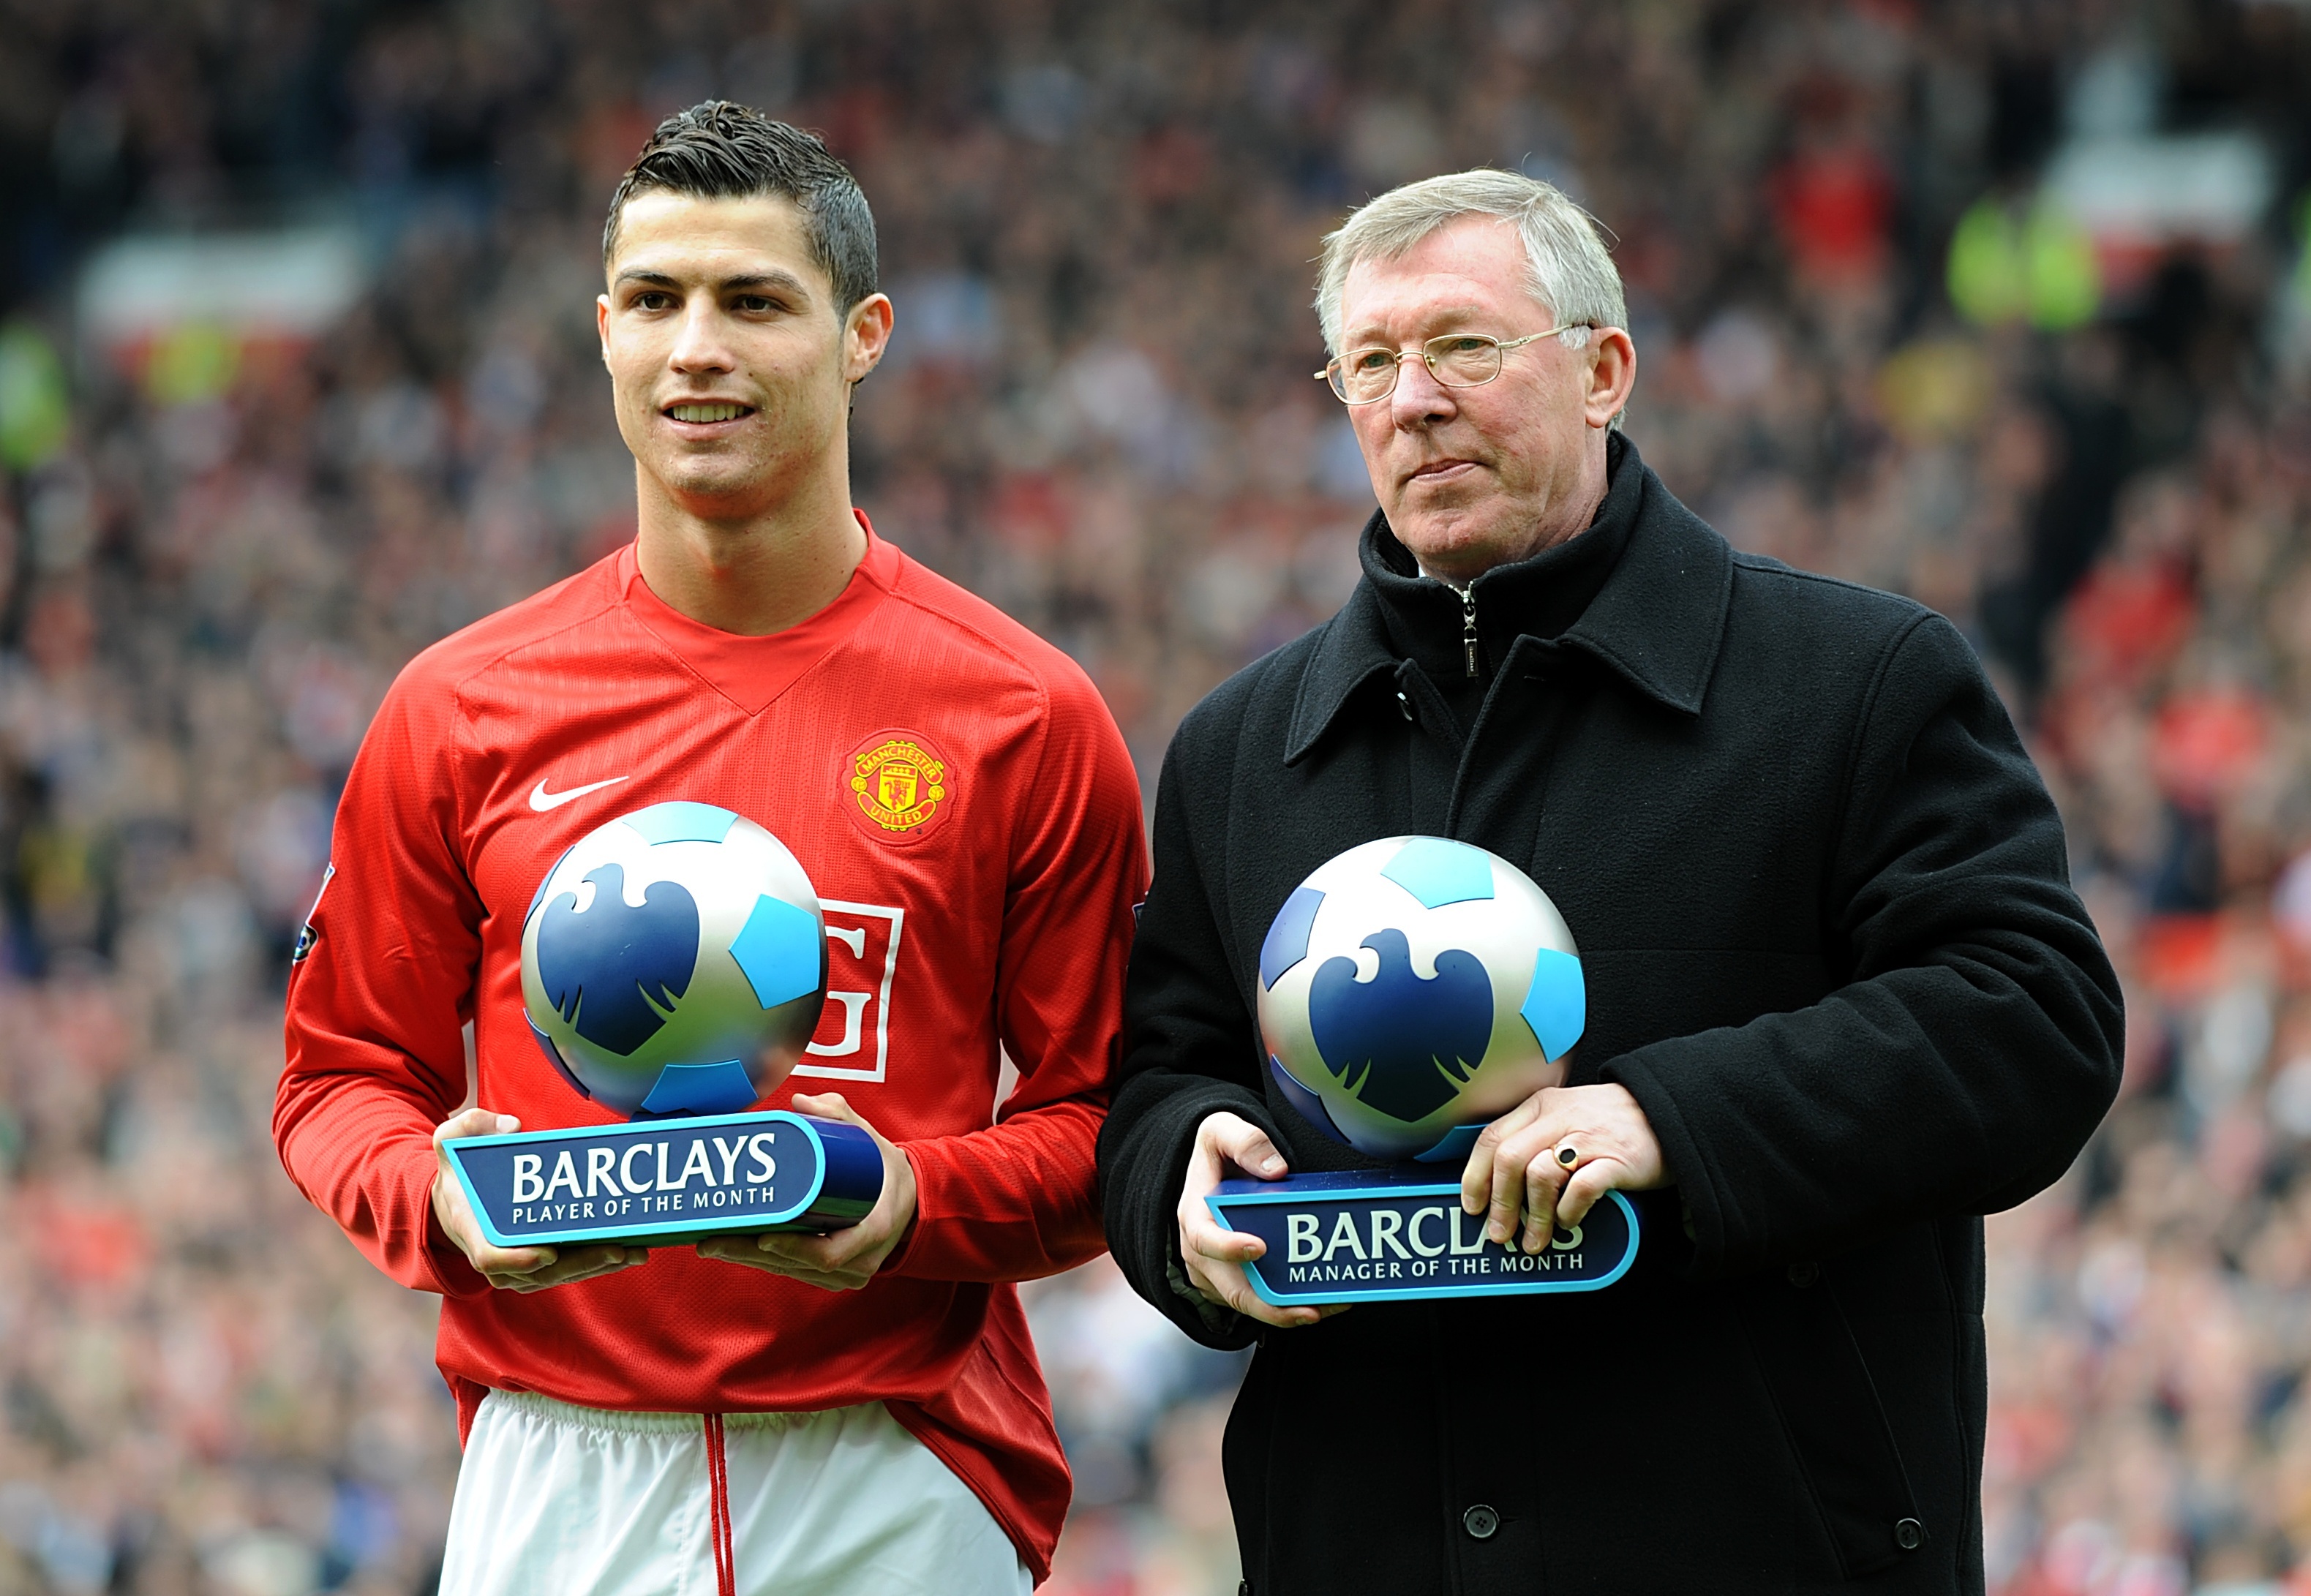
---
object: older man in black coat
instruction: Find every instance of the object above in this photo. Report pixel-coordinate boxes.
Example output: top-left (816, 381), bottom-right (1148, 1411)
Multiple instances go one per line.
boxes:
top-left (1096, 169), bottom-right (2122, 1595)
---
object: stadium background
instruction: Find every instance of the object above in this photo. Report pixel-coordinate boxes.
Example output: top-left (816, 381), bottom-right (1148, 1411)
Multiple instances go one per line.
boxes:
top-left (1, 1), bottom-right (2309, 1592)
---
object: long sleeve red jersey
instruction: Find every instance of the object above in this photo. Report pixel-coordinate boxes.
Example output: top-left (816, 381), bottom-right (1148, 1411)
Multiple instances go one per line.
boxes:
top-left (274, 519), bottom-right (1147, 1582)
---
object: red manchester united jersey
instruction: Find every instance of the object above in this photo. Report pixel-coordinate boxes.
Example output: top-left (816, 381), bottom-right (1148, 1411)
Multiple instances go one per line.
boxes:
top-left (274, 519), bottom-right (1147, 1581)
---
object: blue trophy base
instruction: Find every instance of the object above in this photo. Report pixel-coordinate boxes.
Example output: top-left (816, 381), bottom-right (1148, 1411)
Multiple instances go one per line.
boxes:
top-left (444, 1110), bottom-right (884, 1250)
top-left (1207, 1167), bottom-right (1639, 1306)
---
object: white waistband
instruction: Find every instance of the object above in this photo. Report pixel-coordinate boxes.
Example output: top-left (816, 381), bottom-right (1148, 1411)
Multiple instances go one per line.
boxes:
top-left (481, 1388), bottom-right (859, 1437)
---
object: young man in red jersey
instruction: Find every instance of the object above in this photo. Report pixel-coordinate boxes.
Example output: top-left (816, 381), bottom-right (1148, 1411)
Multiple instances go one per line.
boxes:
top-left (274, 103), bottom-right (1146, 1595)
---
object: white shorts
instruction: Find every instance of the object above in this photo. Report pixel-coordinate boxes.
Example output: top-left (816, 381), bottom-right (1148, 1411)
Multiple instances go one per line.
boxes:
top-left (437, 1390), bottom-right (1032, 1596)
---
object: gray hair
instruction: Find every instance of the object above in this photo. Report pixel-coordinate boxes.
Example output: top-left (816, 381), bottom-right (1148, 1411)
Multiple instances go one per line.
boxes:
top-left (1315, 170), bottom-right (1627, 423)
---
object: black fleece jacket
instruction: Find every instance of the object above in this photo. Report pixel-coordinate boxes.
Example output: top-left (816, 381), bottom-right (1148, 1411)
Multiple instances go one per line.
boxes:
top-left (1096, 435), bottom-right (2122, 1596)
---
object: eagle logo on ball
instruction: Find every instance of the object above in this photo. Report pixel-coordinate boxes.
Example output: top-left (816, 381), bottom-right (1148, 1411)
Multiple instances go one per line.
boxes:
top-left (1308, 929), bottom-right (1492, 1123)
top-left (534, 864), bottom-right (702, 1057)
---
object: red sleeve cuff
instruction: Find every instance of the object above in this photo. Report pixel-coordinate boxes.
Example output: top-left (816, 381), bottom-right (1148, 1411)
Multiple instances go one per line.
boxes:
top-left (875, 1143), bottom-right (933, 1278)
top-left (406, 1142), bottom-right (492, 1298)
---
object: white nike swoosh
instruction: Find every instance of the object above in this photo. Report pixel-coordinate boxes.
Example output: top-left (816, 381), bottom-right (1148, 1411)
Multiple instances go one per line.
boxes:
top-left (530, 775), bottom-right (628, 812)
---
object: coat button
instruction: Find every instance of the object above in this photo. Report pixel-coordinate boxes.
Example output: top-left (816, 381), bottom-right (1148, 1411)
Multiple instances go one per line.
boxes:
top-left (1462, 1505), bottom-right (1500, 1540)
top-left (1786, 1260), bottom-right (1819, 1287)
top-left (1894, 1517), bottom-right (1924, 1551)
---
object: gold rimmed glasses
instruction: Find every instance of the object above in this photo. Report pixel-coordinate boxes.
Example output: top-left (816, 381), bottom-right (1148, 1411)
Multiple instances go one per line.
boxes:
top-left (1317, 325), bottom-right (1590, 404)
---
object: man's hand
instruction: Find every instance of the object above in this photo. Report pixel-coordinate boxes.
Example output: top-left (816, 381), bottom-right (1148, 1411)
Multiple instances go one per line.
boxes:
top-left (1460, 1083), bottom-right (1668, 1254)
top-left (1177, 1112), bottom-right (1348, 1330)
top-left (432, 1110), bottom-right (650, 1292)
top-left (695, 1094), bottom-right (917, 1290)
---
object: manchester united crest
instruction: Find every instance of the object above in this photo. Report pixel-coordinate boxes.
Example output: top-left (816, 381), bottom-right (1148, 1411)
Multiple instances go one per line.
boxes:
top-left (847, 733), bottom-right (950, 836)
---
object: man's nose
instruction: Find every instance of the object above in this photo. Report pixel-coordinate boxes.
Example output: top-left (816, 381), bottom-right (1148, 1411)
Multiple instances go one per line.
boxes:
top-left (1389, 352), bottom-right (1456, 429)
top-left (669, 301), bottom-right (737, 374)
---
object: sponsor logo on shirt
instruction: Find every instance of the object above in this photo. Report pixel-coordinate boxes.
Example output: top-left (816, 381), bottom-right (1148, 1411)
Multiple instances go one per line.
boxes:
top-left (846, 731), bottom-right (950, 837)
top-left (794, 900), bottom-right (904, 1082)
top-left (529, 775), bottom-right (628, 811)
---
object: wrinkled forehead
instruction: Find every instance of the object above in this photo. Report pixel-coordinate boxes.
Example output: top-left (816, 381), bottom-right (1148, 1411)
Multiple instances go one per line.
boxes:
top-left (1337, 217), bottom-right (1548, 342)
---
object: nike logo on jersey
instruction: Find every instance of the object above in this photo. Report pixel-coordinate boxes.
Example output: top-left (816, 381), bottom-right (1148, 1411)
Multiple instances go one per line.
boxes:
top-left (530, 775), bottom-right (628, 812)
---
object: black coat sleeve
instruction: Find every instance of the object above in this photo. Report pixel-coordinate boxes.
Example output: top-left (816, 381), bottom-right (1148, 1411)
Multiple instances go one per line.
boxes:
top-left (1097, 709), bottom-right (1277, 1350)
top-left (1603, 612), bottom-right (2124, 1278)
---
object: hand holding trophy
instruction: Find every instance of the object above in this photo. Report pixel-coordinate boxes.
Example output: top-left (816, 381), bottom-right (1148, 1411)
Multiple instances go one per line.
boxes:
top-left (1204, 836), bottom-right (1639, 1306)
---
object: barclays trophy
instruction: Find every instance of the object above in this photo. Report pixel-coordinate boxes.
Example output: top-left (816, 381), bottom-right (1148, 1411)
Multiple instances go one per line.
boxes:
top-left (442, 802), bottom-right (884, 1249)
top-left (1206, 836), bottom-right (1638, 1304)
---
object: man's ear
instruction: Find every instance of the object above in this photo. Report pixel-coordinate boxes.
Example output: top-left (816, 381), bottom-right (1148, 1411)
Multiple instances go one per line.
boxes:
top-left (1584, 328), bottom-right (1637, 429)
top-left (597, 293), bottom-right (614, 372)
top-left (845, 293), bottom-right (895, 385)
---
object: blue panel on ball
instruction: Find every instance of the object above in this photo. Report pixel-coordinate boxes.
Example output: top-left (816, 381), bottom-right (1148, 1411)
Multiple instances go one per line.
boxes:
top-left (1380, 837), bottom-right (1495, 908)
top-left (1519, 946), bottom-right (1586, 1061)
top-left (527, 1014), bottom-right (590, 1100)
top-left (729, 895), bottom-right (822, 1009)
top-left (1267, 1053), bottom-right (1350, 1145)
top-left (1415, 1123), bottom-right (1483, 1164)
top-left (1308, 929), bottom-right (1492, 1123)
top-left (1259, 887), bottom-right (1325, 990)
top-left (638, 1059), bottom-right (759, 1116)
top-left (534, 864), bottom-right (699, 1056)
top-left (622, 802), bottom-right (741, 846)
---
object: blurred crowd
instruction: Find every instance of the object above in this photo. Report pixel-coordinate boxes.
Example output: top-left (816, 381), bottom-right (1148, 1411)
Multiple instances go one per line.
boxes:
top-left (0, 1), bottom-right (2309, 1592)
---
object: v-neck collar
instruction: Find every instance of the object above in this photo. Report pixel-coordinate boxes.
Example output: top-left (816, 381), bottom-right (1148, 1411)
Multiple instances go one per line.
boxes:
top-left (618, 509), bottom-right (899, 716)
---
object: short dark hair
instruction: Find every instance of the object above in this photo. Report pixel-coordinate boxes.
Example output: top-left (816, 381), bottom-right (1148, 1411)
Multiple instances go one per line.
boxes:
top-left (602, 102), bottom-right (879, 315)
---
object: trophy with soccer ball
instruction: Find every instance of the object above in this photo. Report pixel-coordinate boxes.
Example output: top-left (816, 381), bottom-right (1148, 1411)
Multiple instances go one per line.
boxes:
top-left (441, 802), bottom-right (884, 1249)
top-left (1206, 836), bottom-right (1639, 1305)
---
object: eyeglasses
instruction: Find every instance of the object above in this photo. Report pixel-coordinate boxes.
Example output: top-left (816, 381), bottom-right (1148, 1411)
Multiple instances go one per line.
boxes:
top-left (1316, 325), bottom-right (1590, 404)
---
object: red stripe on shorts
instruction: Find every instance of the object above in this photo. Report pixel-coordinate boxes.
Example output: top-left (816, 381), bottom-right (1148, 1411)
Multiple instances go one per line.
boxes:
top-left (704, 1414), bottom-right (735, 1596)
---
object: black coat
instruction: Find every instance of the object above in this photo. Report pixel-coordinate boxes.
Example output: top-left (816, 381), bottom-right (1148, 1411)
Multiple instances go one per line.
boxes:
top-left (1096, 437), bottom-right (2122, 1595)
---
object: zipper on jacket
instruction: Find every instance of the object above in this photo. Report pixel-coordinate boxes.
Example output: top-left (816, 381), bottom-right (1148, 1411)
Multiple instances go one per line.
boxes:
top-left (1459, 584), bottom-right (1480, 678)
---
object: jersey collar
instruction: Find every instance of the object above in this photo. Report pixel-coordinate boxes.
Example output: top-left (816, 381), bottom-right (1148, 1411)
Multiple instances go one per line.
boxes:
top-left (617, 509), bottom-right (900, 717)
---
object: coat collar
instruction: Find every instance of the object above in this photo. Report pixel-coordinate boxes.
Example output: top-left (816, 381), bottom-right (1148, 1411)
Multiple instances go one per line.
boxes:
top-left (1285, 434), bottom-right (1733, 764)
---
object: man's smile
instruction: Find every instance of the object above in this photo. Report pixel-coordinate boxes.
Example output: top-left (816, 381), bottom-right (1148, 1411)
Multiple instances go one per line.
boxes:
top-left (662, 399), bottom-right (756, 427)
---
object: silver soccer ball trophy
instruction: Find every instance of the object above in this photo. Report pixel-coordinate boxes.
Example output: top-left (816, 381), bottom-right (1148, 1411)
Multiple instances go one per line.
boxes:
top-left (1256, 836), bottom-right (1585, 1162)
top-left (519, 802), bottom-right (828, 1118)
